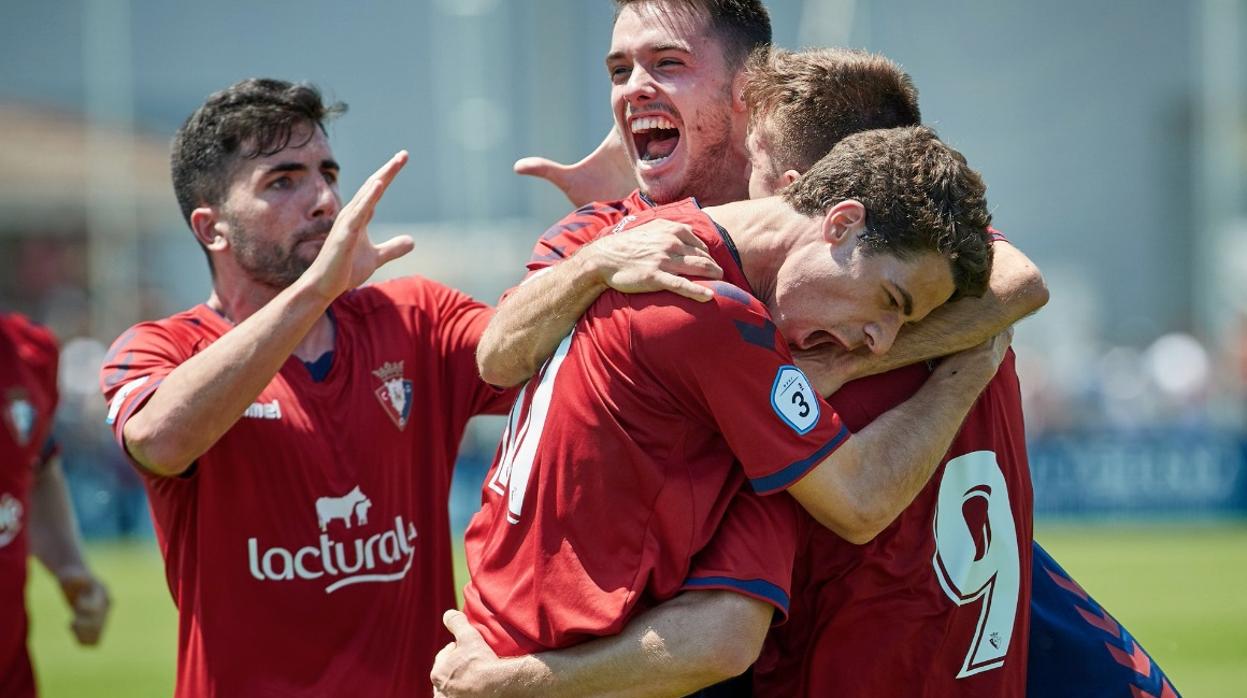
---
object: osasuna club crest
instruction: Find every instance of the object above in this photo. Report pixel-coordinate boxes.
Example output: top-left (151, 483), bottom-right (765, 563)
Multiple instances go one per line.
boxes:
top-left (4, 388), bottom-right (35, 447)
top-left (372, 360), bottom-right (413, 430)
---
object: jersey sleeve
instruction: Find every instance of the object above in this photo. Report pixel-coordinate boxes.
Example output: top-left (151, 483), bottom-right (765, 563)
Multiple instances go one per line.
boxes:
top-left (632, 281), bottom-right (850, 495)
top-left (498, 201), bottom-right (630, 304)
top-left (99, 321), bottom-right (191, 456)
top-left (420, 279), bottom-right (518, 417)
top-left (683, 486), bottom-right (801, 621)
top-left (988, 226), bottom-right (1009, 244)
top-left (9, 315), bottom-right (61, 468)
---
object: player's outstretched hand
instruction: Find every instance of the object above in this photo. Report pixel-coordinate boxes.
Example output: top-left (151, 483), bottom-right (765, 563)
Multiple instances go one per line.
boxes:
top-left (933, 326), bottom-right (1014, 387)
top-left (514, 126), bottom-right (637, 207)
top-left (583, 218), bottom-right (724, 302)
top-left (431, 610), bottom-right (509, 698)
top-left (59, 570), bottom-right (110, 646)
top-left (304, 151), bottom-right (415, 301)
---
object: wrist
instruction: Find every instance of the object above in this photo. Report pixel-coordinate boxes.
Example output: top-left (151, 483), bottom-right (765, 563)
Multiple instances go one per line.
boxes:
top-left (571, 243), bottom-right (614, 293)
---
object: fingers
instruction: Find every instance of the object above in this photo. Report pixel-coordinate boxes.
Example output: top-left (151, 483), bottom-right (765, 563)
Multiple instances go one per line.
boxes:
top-left (339, 150), bottom-right (409, 228)
top-left (669, 224), bottom-right (710, 252)
top-left (443, 609), bottom-right (473, 639)
top-left (661, 251), bottom-right (723, 280)
top-left (513, 156), bottom-right (568, 179)
top-left (374, 235), bottom-right (415, 267)
top-left (653, 272), bottom-right (714, 302)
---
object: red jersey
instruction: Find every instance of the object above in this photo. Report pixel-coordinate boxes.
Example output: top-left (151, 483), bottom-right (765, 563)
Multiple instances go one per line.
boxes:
top-left (0, 314), bottom-right (59, 698)
top-left (463, 200), bottom-right (844, 655)
top-left (754, 352), bottom-right (1034, 697)
top-left (100, 278), bottom-right (513, 698)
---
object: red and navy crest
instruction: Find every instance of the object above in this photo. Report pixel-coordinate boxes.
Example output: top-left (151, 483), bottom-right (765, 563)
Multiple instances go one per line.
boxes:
top-left (372, 361), bottom-right (413, 431)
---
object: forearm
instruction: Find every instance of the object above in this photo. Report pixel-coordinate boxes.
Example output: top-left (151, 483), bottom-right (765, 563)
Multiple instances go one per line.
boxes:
top-left (843, 242), bottom-right (1047, 380)
top-left (124, 280), bottom-right (332, 475)
top-left (446, 592), bottom-right (768, 698)
top-left (28, 457), bottom-right (89, 579)
top-left (791, 361), bottom-right (993, 543)
top-left (477, 255), bottom-right (606, 388)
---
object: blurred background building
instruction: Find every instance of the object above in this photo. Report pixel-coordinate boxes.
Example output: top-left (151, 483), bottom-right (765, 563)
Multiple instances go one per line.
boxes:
top-left (1, 0), bottom-right (1245, 537)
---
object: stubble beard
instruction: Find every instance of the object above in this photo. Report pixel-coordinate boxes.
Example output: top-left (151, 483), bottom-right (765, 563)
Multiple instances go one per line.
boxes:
top-left (228, 217), bottom-right (331, 290)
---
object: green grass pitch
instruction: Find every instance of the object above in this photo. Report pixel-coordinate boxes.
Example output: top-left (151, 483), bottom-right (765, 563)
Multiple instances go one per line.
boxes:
top-left (23, 523), bottom-right (1247, 696)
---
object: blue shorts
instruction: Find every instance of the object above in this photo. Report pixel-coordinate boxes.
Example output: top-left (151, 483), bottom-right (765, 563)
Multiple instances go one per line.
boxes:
top-left (1028, 541), bottom-right (1180, 697)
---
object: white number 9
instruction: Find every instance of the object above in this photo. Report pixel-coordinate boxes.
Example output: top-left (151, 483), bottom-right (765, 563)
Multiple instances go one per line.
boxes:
top-left (932, 450), bottom-right (1020, 678)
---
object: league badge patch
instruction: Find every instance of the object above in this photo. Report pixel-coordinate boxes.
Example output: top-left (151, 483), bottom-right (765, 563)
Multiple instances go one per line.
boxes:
top-left (372, 360), bottom-right (413, 431)
top-left (771, 365), bottom-right (819, 434)
top-left (4, 389), bottom-right (34, 447)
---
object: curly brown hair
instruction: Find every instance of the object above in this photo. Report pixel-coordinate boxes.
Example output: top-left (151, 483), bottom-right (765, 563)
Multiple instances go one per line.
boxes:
top-left (744, 47), bottom-right (921, 175)
top-left (783, 126), bottom-right (993, 300)
top-left (171, 78), bottom-right (345, 227)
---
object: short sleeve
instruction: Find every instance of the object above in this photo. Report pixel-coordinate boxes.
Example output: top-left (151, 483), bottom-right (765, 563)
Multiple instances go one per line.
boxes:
top-left (99, 322), bottom-right (190, 452)
top-left (420, 280), bottom-right (518, 417)
top-left (498, 201), bottom-right (631, 304)
top-left (683, 486), bottom-right (801, 621)
top-left (632, 281), bottom-right (850, 495)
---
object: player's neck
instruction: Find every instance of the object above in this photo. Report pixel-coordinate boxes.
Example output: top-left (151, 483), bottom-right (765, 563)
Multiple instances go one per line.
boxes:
top-left (703, 197), bottom-right (808, 306)
top-left (206, 279), bottom-right (336, 361)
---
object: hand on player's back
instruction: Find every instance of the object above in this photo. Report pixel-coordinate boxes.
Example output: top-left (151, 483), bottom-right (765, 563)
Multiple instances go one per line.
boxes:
top-left (584, 219), bottom-right (724, 302)
top-left (303, 151), bottom-right (415, 301)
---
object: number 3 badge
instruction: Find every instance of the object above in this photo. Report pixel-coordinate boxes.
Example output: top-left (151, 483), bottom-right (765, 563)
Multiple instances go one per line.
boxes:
top-left (770, 365), bottom-right (819, 434)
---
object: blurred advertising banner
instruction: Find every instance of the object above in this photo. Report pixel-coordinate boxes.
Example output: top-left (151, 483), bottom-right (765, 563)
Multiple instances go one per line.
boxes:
top-left (1030, 430), bottom-right (1247, 516)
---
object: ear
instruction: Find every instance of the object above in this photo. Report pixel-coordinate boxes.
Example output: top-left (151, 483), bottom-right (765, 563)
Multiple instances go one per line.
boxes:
top-left (780, 169), bottom-right (802, 187)
top-left (731, 71), bottom-right (749, 114)
top-left (190, 206), bottom-right (228, 252)
top-left (821, 199), bottom-right (867, 247)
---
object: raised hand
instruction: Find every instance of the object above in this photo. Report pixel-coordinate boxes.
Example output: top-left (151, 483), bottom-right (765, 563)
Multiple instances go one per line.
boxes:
top-left (304, 151), bottom-right (415, 301)
top-left (584, 218), bottom-right (724, 301)
top-left (515, 126), bottom-right (637, 207)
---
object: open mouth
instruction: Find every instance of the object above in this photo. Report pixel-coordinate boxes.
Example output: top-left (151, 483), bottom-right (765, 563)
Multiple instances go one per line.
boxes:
top-left (630, 114), bottom-right (681, 167)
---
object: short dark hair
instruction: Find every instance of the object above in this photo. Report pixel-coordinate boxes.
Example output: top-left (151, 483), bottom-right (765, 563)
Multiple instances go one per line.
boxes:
top-left (783, 126), bottom-right (993, 300)
top-left (744, 47), bottom-right (921, 174)
top-left (612, 0), bottom-right (771, 70)
top-left (170, 78), bottom-right (345, 229)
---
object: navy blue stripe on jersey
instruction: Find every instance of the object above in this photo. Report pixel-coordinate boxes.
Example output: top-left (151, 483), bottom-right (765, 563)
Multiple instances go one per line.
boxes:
top-left (684, 575), bottom-right (790, 615)
top-left (750, 424), bottom-right (850, 495)
top-left (303, 351), bottom-right (334, 382)
top-left (733, 317), bottom-right (778, 352)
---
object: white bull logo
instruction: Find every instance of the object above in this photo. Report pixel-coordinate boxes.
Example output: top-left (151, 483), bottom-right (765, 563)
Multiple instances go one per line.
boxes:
top-left (316, 486), bottom-right (371, 532)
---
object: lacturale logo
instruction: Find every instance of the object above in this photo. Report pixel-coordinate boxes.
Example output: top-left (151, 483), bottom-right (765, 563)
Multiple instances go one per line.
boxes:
top-left (247, 485), bottom-right (418, 594)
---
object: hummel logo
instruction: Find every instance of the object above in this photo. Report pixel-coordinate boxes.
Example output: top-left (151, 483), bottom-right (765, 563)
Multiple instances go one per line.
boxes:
top-left (243, 399), bottom-right (282, 420)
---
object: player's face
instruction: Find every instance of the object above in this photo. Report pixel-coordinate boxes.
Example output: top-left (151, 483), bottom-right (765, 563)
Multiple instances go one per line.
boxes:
top-left (608, 1), bottom-right (750, 206)
top-left (217, 125), bottom-right (342, 289)
top-left (771, 235), bottom-right (955, 357)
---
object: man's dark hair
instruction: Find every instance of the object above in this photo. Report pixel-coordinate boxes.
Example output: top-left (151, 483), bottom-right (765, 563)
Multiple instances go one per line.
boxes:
top-left (744, 47), bottom-right (921, 174)
top-left (783, 126), bottom-right (993, 300)
top-left (613, 0), bottom-right (771, 70)
top-left (170, 78), bottom-right (346, 236)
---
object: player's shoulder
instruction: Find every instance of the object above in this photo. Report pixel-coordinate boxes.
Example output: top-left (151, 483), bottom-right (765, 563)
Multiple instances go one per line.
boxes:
top-left (627, 280), bottom-right (778, 353)
top-left (0, 312), bottom-right (57, 359)
top-left (341, 276), bottom-right (484, 319)
top-left (108, 306), bottom-right (221, 355)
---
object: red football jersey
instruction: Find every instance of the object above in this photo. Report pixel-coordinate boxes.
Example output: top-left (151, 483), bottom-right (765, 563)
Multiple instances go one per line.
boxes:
top-left (100, 278), bottom-right (513, 698)
top-left (0, 314), bottom-right (59, 698)
top-left (754, 352), bottom-right (1034, 697)
top-left (463, 200), bottom-right (847, 655)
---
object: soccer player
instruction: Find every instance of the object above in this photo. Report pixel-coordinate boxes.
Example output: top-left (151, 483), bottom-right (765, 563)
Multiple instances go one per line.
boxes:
top-left (97, 79), bottom-right (515, 698)
top-left (453, 124), bottom-right (1006, 697)
top-left (2, 313), bottom-right (110, 697)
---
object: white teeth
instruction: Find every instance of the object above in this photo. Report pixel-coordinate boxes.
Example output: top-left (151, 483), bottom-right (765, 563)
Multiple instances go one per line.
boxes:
top-left (630, 115), bottom-right (677, 133)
